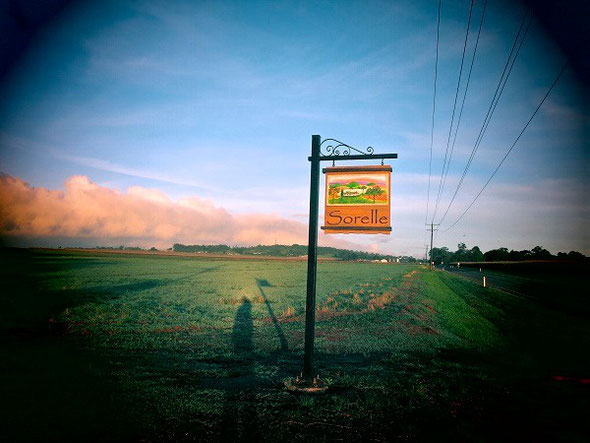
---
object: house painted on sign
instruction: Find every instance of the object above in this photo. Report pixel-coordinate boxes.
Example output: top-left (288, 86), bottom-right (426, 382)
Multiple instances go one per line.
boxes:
top-left (342, 188), bottom-right (367, 197)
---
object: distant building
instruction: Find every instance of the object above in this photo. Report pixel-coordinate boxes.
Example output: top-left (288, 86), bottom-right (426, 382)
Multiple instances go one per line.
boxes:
top-left (342, 188), bottom-right (366, 197)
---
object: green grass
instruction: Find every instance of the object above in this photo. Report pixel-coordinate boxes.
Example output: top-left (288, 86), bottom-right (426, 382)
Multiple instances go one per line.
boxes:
top-left (1, 249), bottom-right (588, 441)
top-left (328, 195), bottom-right (381, 204)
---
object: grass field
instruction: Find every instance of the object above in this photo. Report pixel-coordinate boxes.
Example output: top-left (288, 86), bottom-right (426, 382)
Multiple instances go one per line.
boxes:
top-left (1, 249), bottom-right (589, 441)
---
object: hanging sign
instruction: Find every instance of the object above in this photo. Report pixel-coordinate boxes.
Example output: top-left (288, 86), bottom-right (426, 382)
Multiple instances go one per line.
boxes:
top-left (322, 165), bottom-right (392, 234)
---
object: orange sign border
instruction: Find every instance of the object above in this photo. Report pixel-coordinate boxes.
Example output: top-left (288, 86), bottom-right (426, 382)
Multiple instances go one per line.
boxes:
top-left (321, 165), bottom-right (392, 235)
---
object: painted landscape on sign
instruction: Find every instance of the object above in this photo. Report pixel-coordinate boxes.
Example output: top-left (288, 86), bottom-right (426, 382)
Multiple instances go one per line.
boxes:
top-left (326, 173), bottom-right (389, 205)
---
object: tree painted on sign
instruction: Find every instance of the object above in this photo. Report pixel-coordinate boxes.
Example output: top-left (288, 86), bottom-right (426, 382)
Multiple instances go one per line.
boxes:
top-left (328, 187), bottom-right (340, 200)
top-left (364, 186), bottom-right (383, 202)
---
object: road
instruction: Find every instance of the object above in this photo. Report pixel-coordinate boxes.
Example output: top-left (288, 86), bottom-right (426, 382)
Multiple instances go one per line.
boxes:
top-left (443, 266), bottom-right (543, 301)
top-left (443, 264), bottom-right (588, 316)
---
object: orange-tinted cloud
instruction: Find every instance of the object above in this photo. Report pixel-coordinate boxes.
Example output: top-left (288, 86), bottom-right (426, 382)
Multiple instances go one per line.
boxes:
top-left (0, 173), bottom-right (354, 249)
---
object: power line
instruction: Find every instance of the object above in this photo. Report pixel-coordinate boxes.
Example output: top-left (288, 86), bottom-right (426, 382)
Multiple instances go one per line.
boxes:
top-left (438, 11), bottom-right (532, 225)
top-left (478, 15), bottom-right (534, 151)
top-left (433, 0), bottom-right (487, 223)
top-left (431, 0), bottom-right (475, 223)
top-left (424, 0), bottom-right (442, 227)
top-left (441, 63), bottom-right (568, 233)
top-left (449, 0), bottom-right (488, 177)
top-left (438, 10), bottom-right (533, 226)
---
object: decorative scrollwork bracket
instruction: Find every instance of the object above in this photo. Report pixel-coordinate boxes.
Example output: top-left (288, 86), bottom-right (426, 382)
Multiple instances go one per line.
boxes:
top-left (319, 138), bottom-right (374, 158)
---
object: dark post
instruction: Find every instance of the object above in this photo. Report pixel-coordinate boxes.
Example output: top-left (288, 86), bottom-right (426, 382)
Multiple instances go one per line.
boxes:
top-left (303, 134), bottom-right (321, 379)
top-left (430, 222), bottom-right (434, 270)
top-left (427, 223), bottom-right (438, 270)
top-left (294, 135), bottom-right (397, 386)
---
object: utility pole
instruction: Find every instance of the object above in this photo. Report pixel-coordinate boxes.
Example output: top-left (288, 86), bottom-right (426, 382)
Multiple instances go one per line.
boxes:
top-left (426, 223), bottom-right (439, 270)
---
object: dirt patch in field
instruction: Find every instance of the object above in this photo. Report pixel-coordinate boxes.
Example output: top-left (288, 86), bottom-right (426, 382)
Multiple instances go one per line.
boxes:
top-left (316, 310), bottom-right (354, 321)
top-left (315, 329), bottom-right (349, 342)
top-left (153, 324), bottom-right (201, 333)
top-left (365, 291), bottom-right (396, 310)
top-left (259, 314), bottom-right (301, 325)
top-left (318, 268), bottom-right (423, 315)
top-left (259, 268), bottom-right (430, 332)
top-left (397, 319), bottom-right (440, 335)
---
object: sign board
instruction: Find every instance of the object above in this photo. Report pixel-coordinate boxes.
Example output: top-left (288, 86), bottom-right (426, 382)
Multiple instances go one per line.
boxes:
top-left (321, 165), bottom-right (392, 234)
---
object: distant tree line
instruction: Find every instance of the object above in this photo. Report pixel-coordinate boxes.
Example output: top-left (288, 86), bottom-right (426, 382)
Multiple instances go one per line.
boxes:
top-left (172, 243), bottom-right (417, 263)
top-left (94, 246), bottom-right (159, 251)
top-left (430, 243), bottom-right (587, 266)
top-left (95, 245), bottom-right (142, 250)
top-left (173, 243), bottom-right (313, 256)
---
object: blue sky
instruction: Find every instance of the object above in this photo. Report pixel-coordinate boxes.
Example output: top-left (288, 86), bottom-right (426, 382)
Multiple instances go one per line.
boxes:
top-left (0, 0), bottom-right (587, 256)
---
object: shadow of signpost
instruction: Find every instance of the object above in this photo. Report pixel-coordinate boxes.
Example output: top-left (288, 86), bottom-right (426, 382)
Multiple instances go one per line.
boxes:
top-left (256, 278), bottom-right (288, 352)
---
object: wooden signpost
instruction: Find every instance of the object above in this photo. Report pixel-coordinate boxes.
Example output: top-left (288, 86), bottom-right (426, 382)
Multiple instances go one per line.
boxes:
top-left (300, 135), bottom-right (397, 383)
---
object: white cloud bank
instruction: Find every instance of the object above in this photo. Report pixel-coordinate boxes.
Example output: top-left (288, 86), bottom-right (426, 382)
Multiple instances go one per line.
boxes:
top-left (0, 174), bottom-right (357, 250)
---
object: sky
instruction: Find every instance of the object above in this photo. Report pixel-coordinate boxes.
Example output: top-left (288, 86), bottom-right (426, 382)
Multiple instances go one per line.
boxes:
top-left (0, 0), bottom-right (588, 257)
